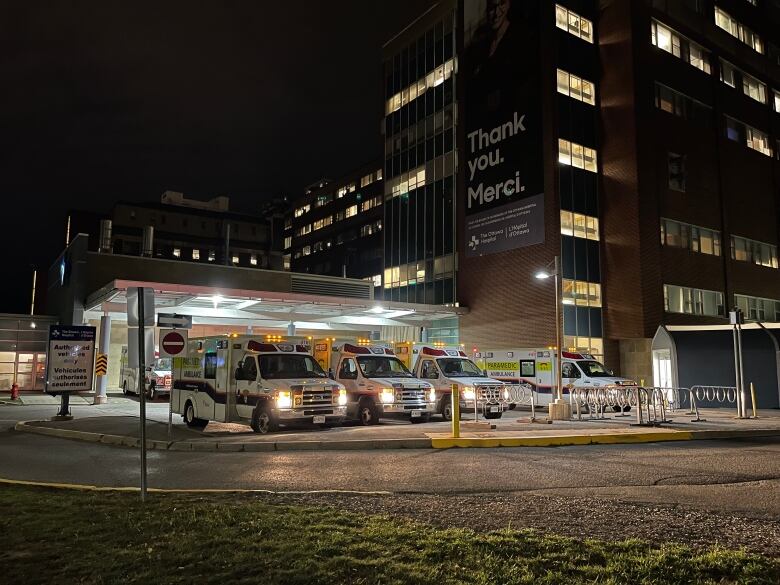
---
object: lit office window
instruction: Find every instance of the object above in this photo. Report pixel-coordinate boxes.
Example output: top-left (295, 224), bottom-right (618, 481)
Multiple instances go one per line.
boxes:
top-left (385, 59), bottom-right (455, 115)
top-left (208, 250), bottom-right (216, 262)
top-left (558, 139), bottom-right (597, 173)
top-left (651, 20), bottom-right (711, 73)
top-left (283, 254), bottom-right (291, 270)
top-left (562, 279), bottom-right (602, 307)
top-left (563, 336), bottom-right (604, 360)
top-left (345, 205), bottom-right (358, 218)
top-left (294, 204), bottom-right (310, 218)
top-left (560, 210), bottom-right (599, 240)
top-left (773, 89), bottom-right (780, 113)
top-left (314, 194), bottom-right (332, 208)
top-left (313, 216), bottom-right (333, 231)
top-left (361, 195), bottom-right (382, 212)
top-left (192, 249), bottom-right (200, 260)
top-left (555, 5), bottom-right (593, 43)
top-left (388, 165), bottom-right (427, 198)
top-left (721, 60), bottom-right (767, 103)
top-left (725, 116), bottom-right (772, 156)
top-left (731, 235), bottom-right (779, 268)
top-left (735, 294), bottom-right (780, 322)
top-left (556, 69), bottom-right (596, 105)
top-left (660, 218), bottom-right (721, 256)
top-left (284, 236), bottom-right (291, 249)
top-left (172, 248), bottom-right (181, 258)
top-left (250, 254), bottom-right (257, 266)
top-left (664, 284), bottom-right (724, 316)
top-left (715, 7), bottom-right (763, 53)
top-left (302, 246), bottom-right (311, 256)
top-left (231, 255), bottom-right (239, 264)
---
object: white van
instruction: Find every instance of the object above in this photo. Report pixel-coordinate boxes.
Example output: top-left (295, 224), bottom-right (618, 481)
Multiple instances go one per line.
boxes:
top-left (172, 336), bottom-right (347, 433)
top-left (475, 348), bottom-right (636, 408)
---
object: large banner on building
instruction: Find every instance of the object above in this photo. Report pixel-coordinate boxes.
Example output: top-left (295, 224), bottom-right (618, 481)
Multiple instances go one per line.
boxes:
top-left (463, 0), bottom-right (543, 256)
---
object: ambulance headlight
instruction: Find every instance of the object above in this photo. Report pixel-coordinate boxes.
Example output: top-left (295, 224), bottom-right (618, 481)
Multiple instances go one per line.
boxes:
top-left (428, 389), bottom-right (436, 403)
top-left (380, 389), bottom-right (395, 404)
top-left (276, 391), bottom-right (292, 409)
top-left (337, 389), bottom-right (347, 406)
top-left (462, 387), bottom-right (475, 401)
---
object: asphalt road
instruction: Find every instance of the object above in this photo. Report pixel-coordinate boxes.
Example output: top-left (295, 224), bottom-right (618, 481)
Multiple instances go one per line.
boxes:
top-left (2, 404), bottom-right (780, 519)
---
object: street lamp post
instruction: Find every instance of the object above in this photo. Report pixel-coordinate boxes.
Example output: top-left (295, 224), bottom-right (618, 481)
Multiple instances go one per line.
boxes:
top-left (534, 256), bottom-right (567, 415)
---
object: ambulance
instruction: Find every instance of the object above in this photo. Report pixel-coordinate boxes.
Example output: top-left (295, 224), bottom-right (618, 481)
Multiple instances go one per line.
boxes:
top-left (171, 336), bottom-right (347, 433)
top-left (314, 339), bottom-right (436, 424)
top-left (474, 348), bottom-right (636, 408)
top-left (396, 342), bottom-right (510, 420)
top-left (120, 346), bottom-right (172, 400)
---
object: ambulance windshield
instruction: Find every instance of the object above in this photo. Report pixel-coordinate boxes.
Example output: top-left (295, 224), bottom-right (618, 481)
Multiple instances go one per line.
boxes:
top-left (357, 356), bottom-right (413, 378)
top-left (577, 360), bottom-right (611, 377)
top-left (437, 358), bottom-right (483, 378)
top-left (259, 354), bottom-right (327, 379)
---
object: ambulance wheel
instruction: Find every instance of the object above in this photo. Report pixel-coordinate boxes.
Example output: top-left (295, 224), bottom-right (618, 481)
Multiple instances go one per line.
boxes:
top-left (441, 395), bottom-right (453, 421)
top-left (251, 402), bottom-right (279, 434)
top-left (358, 398), bottom-right (379, 426)
top-left (183, 401), bottom-right (208, 429)
top-left (484, 410), bottom-right (502, 420)
top-left (410, 414), bottom-right (430, 424)
top-left (613, 405), bottom-right (631, 412)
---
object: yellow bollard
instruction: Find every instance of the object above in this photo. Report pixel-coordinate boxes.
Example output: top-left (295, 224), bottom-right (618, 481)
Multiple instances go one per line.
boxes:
top-left (451, 383), bottom-right (460, 438)
top-left (640, 379), bottom-right (645, 387)
top-left (750, 382), bottom-right (759, 418)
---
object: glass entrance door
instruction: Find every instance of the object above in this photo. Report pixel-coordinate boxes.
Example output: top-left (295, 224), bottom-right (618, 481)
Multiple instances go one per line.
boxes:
top-left (653, 349), bottom-right (672, 389)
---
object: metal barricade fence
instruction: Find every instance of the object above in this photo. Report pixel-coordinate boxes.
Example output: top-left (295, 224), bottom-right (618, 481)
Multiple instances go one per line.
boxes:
top-left (567, 385), bottom-right (692, 425)
top-left (474, 383), bottom-right (533, 420)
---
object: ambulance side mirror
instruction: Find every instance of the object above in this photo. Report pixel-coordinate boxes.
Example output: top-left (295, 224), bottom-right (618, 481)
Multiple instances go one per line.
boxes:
top-left (328, 368), bottom-right (335, 380)
top-left (234, 364), bottom-right (244, 381)
top-left (609, 369), bottom-right (614, 376)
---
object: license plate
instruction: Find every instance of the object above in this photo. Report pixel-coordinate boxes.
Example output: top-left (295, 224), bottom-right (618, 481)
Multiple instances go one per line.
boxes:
top-left (313, 415), bottom-right (326, 424)
top-left (411, 411), bottom-right (422, 418)
top-left (490, 406), bottom-right (499, 413)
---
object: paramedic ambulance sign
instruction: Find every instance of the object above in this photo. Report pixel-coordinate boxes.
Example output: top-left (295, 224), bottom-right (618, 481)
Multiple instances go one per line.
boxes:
top-left (46, 325), bottom-right (96, 394)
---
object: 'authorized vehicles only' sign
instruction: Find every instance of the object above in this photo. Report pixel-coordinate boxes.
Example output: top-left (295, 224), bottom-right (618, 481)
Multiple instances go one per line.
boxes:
top-left (46, 325), bottom-right (96, 394)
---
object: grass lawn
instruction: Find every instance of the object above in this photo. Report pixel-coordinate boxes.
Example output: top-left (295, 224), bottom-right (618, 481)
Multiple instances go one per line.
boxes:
top-left (0, 485), bottom-right (777, 584)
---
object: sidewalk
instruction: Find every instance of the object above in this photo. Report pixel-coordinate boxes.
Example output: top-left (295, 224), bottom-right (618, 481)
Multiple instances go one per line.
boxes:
top-left (12, 406), bottom-right (780, 452)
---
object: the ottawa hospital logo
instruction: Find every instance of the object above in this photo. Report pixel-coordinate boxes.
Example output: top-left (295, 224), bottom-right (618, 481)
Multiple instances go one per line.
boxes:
top-left (469, 235), bottom-right (480, 250)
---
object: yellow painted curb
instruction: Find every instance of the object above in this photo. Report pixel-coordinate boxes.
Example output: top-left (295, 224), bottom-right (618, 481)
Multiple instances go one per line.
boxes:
top-left (0, 477), bottom-right (393, 495)
top-left (431, 431), bottom-right (694, 449)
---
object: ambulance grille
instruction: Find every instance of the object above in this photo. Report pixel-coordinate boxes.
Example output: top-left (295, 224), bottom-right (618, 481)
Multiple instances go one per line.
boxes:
top-left (477, 385), bottom-right (502, 403)
top-left (290, 274), bottom-right (372, 299)
top-left (295, 386), bottom-right (334, 406)
top-left (396, 388), bottom-right (426, 404)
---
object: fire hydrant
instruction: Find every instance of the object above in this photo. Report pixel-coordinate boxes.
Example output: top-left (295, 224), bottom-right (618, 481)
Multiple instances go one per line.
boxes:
top-left (10, 383), bottom-right (20, 400)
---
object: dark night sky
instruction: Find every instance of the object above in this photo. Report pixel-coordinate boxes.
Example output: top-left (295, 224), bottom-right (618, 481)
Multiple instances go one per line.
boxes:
top-left (0, 0), bottom-right (436, 313)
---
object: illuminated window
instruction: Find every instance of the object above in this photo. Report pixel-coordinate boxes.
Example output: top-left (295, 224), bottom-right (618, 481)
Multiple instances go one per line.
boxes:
top-left (721, 60), bottom-right (767, 103)
top-left (562, 279), bottom-right (602, 307)
top-left (192, 249), bottom-right (200, 260)
top-left (651, 20), bottom-right (711, 73)
top-left (172, 248), bottom-right (181, 258)
top-left (345, 205), bottom-right (358, 218)
top-left (725, 116), bottom-right (772, 156)
top-left (284, 236), bottom-right (292, 249)
top-left (302, 246), bottom-right (311, 256)
top-left (660, 218), bottom-right (721, 256)
top-left (773, 89), bottom-right (780, 113)
top-left (556, 69), bottom-right (595, 105)
top-left (385, 59), bottom-right (455, 115)
top-left (664, 284), bottom-right (724, 316)
top-left (563, 336), bottom-right (604, 360)
top-left (388, 165), bottom-right (427, 198)
top-left (294, 204), bottom-right (310, 218)
top-left (232, 255), bottom-right (239, 264)
top-left (555, 5), bottom-right (593, 43)
top-left (731, 235), bottom-right (779, 268)
top-left (655, 83), bottom-right (712, 127)
top-left (735, 294), bottom-right (780, 322)
top-left (313, 216), bottom-right (333, 231)
top-left (558, 139), bottom-right (597, 172)
top-left (560, 210), bottom-right (599, 241)
top-left (715, 7), bottom-right (763, 53)
top-left (250, 254), bottom-right (257, 266)
top-left (208, 250), bottom-right (216, 262)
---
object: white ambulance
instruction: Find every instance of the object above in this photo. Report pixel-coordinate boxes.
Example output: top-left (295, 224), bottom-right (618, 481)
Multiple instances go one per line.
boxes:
top-left (119, 346), bottom-right (172, 400)
top-left (171, 336), bottom-right (347, 433)
top-left (315, 340), bottom-right (436, 424)
top-left (474, 348), bottom-right (636, 408)
top-left (396, 343), bottom-right (510, 421)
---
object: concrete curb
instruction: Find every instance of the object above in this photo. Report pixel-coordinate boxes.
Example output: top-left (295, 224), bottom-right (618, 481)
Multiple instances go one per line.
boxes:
top-left (13, 420), bottom-right (780, 451)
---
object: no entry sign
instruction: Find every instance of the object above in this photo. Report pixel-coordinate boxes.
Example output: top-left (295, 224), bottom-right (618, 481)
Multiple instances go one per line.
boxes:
top-left (160, 329), bottom-right (188, 358)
